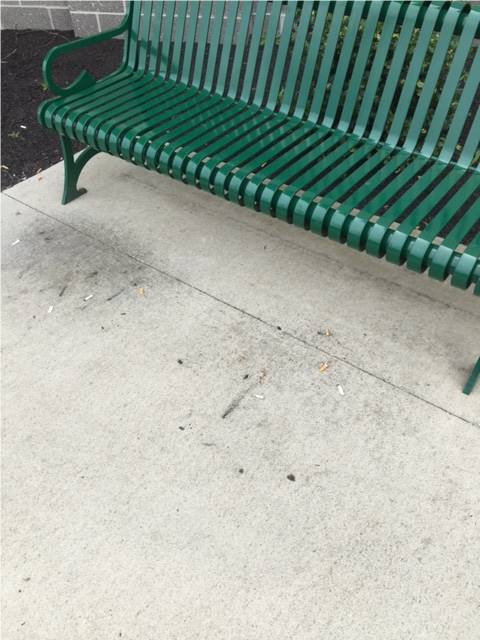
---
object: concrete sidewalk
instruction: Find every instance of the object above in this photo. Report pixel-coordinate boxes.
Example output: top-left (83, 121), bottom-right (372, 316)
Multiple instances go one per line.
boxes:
top-left (2, 155), bottom-right (479, 639)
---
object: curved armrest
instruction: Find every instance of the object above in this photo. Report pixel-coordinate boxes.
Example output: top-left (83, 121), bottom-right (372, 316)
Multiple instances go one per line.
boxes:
top-left (42, 8), bottom-right (132, 97)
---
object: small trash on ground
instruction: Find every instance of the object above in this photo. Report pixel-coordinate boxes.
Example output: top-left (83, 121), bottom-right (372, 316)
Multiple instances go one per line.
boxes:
top-left (106, 289), bottom-right (124, 302)
top-left (238, 468), bottom-right (244, 474)
top-left (287, 474), bottom-right (296, 482)
top-left (254, 394), bottom-right (265, 399)
top-left (11, 239), bottom-right (20, 246)
top-left (318, 328), bottom-right (333, 336)
top-left (138, 287), bottom-right (145, 296)
top-left (337, 384), bottom-right (345, 396)
top-left (177, 359), bottom-right (183, 364)
top-left (1, 165), bottom-right (9, 171)
top-left (84, 294), bottom-right (93, 302)
top-left (59, 285), bottom-right (67, 297)
top-left (20, 125), bottom-right (27, 129)
top-left (47, 305), bottom-right (53, 314)
top-left (319, 362), bottom-right (329, 373)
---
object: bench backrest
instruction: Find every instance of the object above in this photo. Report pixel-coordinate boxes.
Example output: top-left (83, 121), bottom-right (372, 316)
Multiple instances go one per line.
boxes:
top-left (123, 1), bottom-right (479, 170)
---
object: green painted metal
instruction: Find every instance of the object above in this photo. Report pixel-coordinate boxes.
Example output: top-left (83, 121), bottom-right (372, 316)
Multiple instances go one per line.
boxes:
top-left (58, 135), bottom-right (100, 204)
top-left (463, 358), bottom-right (480, 395)
top-left (38, 0), bottom-right (480, 301)
top-left (41, 7), bottom-right (132, 98)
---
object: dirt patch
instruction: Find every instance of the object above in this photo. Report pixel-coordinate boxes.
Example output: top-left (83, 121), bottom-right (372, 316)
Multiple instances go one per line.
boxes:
top-left (1, 29), bottom-right (123, 189)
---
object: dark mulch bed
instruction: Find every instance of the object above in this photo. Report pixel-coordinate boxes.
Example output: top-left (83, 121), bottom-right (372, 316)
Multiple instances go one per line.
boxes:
top-left (1, 29), bottom-right (122, 190)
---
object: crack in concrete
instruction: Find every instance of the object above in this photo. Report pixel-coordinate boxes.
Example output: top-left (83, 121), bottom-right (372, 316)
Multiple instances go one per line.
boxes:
top-left (4, 192), bottom-right (479, 429)
top-left (106, 171), bottom-right (480, 321)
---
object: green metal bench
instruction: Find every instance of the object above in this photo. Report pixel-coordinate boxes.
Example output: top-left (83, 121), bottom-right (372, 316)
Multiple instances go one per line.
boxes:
top-left (38, 1), bottom-right (479, 391)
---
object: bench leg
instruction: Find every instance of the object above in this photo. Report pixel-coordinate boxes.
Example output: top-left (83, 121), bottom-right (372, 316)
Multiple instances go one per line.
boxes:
top-left (59, 135), bottom-right (99, 205)
top-left (463, 358), bottom-right (480, 395)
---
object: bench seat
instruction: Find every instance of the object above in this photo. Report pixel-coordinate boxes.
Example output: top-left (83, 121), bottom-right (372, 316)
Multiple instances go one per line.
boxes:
top-left (40, 70), bottom-right (480, 288)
